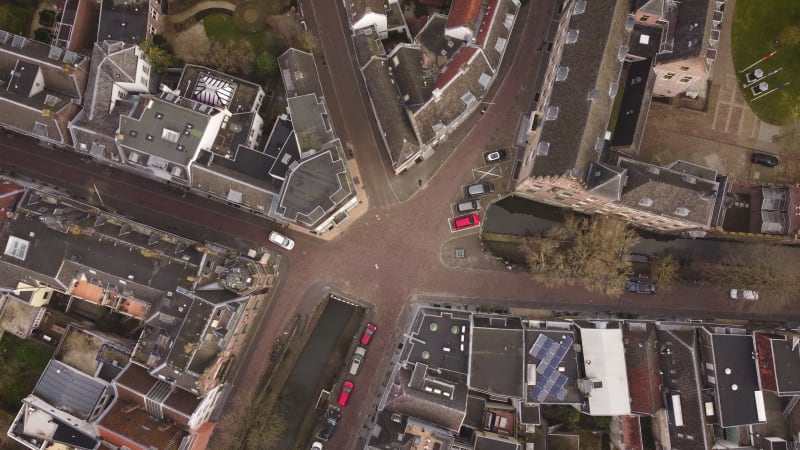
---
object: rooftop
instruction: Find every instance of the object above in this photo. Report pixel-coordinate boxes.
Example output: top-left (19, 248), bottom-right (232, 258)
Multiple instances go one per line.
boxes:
top-left (659, 0), bottom-right (713, 62)
top-left (404, 309), bottom-right (471, 374)
top-left (368, 410), bottom-right (454, 450)
top-left (384, 362), bottom-right (469, 432)
top-left (577, 325), bottom-right (631, 416)
top-left (474, 433), bottom-right (520, 450)
top-left (33, 360), bottom-right (111, 420)
top-left (97, 0), bottom-right (148, 44)
top-left (770, 336), bottom-right (800, 395)
top-left (118, 92), bottom-right (219, 166)
top-left (469, 315), bottom-right (524, 399)
top-left (656, 325), bottom-right (710, 450)
top-left (98, 398), bottom-right (189, 450)
top-left (547, 433), bottom-right (580, 450)
top-left (13, 399), bottom-right (98, 450)
top-left (411, 47), bottom-right (492, 144)
top-left (707, 331), bottom-right (765, 427)
top-left (475, 0), bottom-right (518, 70)
top-left (528, 0), bottom-right (630, 179)
top-left (346, 0), bottom-right (385, 21)
top-left (361, 56), bottom-right (420, 168)
top-left (278, 48), bottom-right (323, 98)
top-left (609, 58), bottom-right (653, 147)
top-left (617, 157), bottom-right (721, 227)
top-left (416, 14), bottom-right (464, 73)
top-left (525, 327), bottom-right (582, 404)
top-left (287, 93), bottom-right (334, 151)
top-left (623, 322), bottom-right (663, 414)
top-left (352, 26), bottom-right (386, 67)
top-left (276, 146), bottom-right (353, 227)
top-left (447, 0), bottom-right (483, 31)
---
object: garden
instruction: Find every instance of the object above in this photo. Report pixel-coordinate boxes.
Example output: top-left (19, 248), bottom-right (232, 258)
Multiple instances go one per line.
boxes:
top-left (0, 0), bottom-right (35, 36)
top-left (0, 333), bottom-right (51, 414)
top-left (732, 0), bottom-right (800, 124)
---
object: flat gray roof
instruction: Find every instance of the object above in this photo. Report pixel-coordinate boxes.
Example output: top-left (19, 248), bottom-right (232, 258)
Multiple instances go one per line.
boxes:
top-left (119, 93), bottom-right (216, 165)
top-left (405, 309), bottom-right (471, 374)
top-left (277, 147), bottom-right (351, 226)
top-left (287, 93), bottom-right (334, 151)
top-left (33, 360), bottom-right (109, 420)
top-left (470, 326), bottom-right (524, 399)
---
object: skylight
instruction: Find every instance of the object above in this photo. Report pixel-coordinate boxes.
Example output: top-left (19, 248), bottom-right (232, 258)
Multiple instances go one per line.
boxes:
top-left (4, 236), bottom-right (30, 261)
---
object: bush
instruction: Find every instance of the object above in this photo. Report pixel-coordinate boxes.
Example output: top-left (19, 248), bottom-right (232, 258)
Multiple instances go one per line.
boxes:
top-left (38, 10), bottom-right (55, 27)
top-left (33, 28), bottom-right (51, 43)
top-left (255, 51), bottom-right (278, 81)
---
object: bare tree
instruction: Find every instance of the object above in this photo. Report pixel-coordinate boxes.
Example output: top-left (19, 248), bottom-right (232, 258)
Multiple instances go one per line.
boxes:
top-left (523, 215), bottom-right (639, 296)
top-left (698, 244), bottom-right (799, 296)
top-left (651, 253), bottom-right (680, 291)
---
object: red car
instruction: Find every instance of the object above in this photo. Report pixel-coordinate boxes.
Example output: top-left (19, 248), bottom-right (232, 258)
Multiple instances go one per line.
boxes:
top-left (453, 213), bottom-right (480, 230)
top-left (338, 381), bottom-right (354, 406)
top-left (360, 323), bottom-right (377, 346)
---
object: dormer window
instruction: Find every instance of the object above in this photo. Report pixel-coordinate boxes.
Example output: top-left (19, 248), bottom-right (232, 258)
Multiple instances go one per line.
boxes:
top-left (566, 29), bottom-right (579, 44)
top-left (574, 0), bottom-right (586, 14)
top-left (536, 141), bottom-right (550, 155)
top-left (546, 106), bottom-right (559, 120)
top-left (555, 66), bottom-right (569, 81)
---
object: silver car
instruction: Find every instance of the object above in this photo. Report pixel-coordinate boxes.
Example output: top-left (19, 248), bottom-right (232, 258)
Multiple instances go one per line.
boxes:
top-left (269, 231), bottom-right (295, 250)
top-left (349, 346), bottom-right (366, 375)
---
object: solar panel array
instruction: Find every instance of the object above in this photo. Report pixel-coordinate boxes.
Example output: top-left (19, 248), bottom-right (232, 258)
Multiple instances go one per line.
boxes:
top-left (528, 334), bottom-right (574, 402)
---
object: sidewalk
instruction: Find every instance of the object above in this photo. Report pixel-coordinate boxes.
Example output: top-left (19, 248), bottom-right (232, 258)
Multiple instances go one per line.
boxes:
top-left (440, 234), bottom-right (513, 271)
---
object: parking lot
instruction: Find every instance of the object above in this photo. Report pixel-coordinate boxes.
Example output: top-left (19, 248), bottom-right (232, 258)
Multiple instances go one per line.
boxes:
top-left (448, 148), bottom-right (518, 232)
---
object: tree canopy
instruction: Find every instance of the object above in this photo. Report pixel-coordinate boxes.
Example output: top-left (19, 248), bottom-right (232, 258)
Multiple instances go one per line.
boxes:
top-left (522, 215), bottom-right (639, 296)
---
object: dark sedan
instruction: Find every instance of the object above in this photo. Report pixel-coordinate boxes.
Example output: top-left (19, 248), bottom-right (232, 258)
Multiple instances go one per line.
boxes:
top-left (626, 280), bottom-right (656, 294)
top-left (751, 152), bottom-right (779, 167)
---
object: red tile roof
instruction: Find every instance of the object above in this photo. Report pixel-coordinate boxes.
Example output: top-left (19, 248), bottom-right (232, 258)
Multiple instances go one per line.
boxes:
top-left (624, 325), bottom-right (664, 414)
top-left (476, 0), bottom-right (501, 47)
top-left (446, 0), bottom-right (483, 30)
top-left (620, 415), bottom-right (643, 450)
top-left (755, 332), bottom-right (779, 391)
top-left (434, 46), bottom-right (479, 90)
top-left (98, 400), bottom-right (189, 450)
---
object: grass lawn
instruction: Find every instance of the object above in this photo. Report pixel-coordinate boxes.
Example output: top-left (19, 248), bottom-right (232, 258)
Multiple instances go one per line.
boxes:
top-left (732, 0), bottom-right (800, 124)
top-left (203, 13), bottom-right (275, 54)
top-left (0, 333), bottom-right (51, 413)
top-left (0, 4), bottom-right (34, 35)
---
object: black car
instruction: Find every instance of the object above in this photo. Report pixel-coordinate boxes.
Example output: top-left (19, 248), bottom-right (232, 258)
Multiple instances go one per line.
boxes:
top-left (626, 280), bottom-right (656, 294)
top-left (319, 408), bottom-right (341, 440)
top-left (751, 152), bottom-right (779, 167)
top-left (484, 149), bottom-right (508, 163)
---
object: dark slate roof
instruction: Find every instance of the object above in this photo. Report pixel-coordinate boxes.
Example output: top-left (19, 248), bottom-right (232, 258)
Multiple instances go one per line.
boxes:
top-left (656, 325), bottom-right (710, 450)
top-left (529, 0), bottom-right (631, 179)
top-left (618, 157), bottom-right (720, 227)
top-left (51, 418), bottom-right (98, 449)
top-left (659, 0), bottom-right (713, 62)
top-left (277, 147), bottom-right (352, 226)
top-left (476, 0), bottom-right (518, 70)
top-left (390, 45), bottom-right (433, 107)
top-left (474, 434), bottom-right (520, 450)
top-left (97, 0), bottom-right (148, 44)
top-left (7, 61), bottom-right (40, 96)
top-left (629, 23), bottom-right (663, 59)
top-left (404, 309), bottom-right (471, 374)
top-left (611, 58), bottom-right (653, 147)
top-left (464, 395), bottom-right (486, 428)
top-left (586, 161), bottom-right (625, 201)
top-left (384, 364), bottom-right (469, 432)
top-left (710, 333), bottom-right (764, 427)
top-left (33, 360), bottom-right (109, 420)
top-left (770, 337), bottom-right (800, 395)
top-left (362, 57), bottom-right (420, 168)
top-left (278, 48), bottom-right (323, 98)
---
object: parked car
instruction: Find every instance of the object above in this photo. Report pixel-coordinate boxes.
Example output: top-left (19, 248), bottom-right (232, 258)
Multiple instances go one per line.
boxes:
top-left (465, 182), bottom-right (494, 198)
top-left (311, 442), bottom-right (324, 450)
top-left (268, 231), bottom-right (295, 250)
top-left (456, 199), bottom-right (481, 213)
top-left (751, 152), bottom-right (779, 167)
top-left (484, 149), bottom-right (508, 163)
top-left (730, 289), bottom-right (759, 300)
top-left (453, 213), bottom-right (481, 230)
top-left (318, 409), bottom-right (341, 440)
top-left (338, 381), bottom-right (354, 406)
top-left (349, 347), bottom-right (367, 376)
top-left (626, 280), bottom-right (656, 294)
top-left (360, 323), bottom-right (377, 346)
